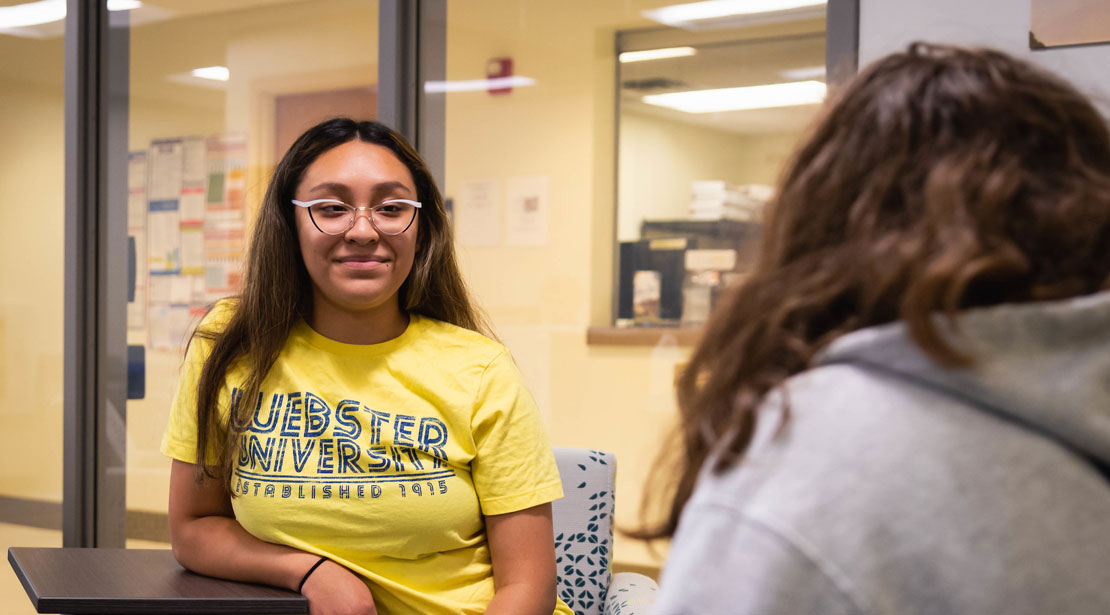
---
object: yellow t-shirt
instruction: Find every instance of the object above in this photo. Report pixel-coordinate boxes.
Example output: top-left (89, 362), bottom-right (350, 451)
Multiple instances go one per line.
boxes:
top-left (161, 303), bottom-right (573, 615)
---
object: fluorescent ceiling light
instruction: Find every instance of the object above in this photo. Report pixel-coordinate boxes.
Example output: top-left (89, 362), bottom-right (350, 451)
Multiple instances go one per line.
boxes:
top-left (0, 0), bottom-right (65, 28)
top-left (780, 65), bottom-right (826, 80)
top-left (0, 0), bottom-right (140, 29)
top-left (424, 76), bottom-right (536, 93)
top-left (619, 46), bottom-right (697, 63)
top-left (643, 80), bottom-right (826, 113)
top-left (108, 0), bottom-right (143, 10)
top-left (644, 0), bottom-right (826, 28)
top-left (191, 66), bottom-right (230, 82)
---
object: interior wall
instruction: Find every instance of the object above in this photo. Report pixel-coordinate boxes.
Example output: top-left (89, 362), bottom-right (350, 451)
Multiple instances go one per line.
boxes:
top-left (0, 82), bottom-right (65, 502)
top-left (0, 69), bottom-right (65, 615)
top-left (618, 111), bottom-right (800, 241)
top-left (442, 0), bottom-right (781, 569)
top-left (859, 0), bottom-right (1110, 110)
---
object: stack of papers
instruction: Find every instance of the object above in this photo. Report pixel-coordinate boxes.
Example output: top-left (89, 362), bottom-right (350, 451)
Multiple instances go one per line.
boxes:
top-left (689, 180), bottom-right (771, 221)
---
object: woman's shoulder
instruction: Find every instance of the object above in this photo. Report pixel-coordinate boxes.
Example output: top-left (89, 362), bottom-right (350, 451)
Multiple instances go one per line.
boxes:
top-left (409, 314), bottom-right (506, 362)
top-left (197, 297), bottom-right (238, 331)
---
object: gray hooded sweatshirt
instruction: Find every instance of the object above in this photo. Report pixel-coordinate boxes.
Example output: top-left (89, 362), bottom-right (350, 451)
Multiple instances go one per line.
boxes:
top-left (654, 290), bottom-right (1110, 615)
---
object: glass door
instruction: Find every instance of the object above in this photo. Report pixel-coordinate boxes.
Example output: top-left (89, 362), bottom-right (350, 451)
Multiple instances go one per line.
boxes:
top-left (0, 5), bottom-right (67, 613)
top-left (113, 0), bottom-right (380, 547)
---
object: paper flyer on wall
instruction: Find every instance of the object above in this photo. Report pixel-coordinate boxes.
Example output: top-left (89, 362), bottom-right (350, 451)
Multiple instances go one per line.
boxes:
top-left (179, 136), bottom-right (208, 277)
top-left (147, 138), bottom-right (183, 274)
top-left (456, 178), bottom-right (502, 246)
top-left (148, 303), bottom-right (194, 352)
top-left (180, 136), bottom-right (207, 224)
top-left (140, 133), bottom-right (248, 350)
top-left (506, 175), bottom-right (549, 246)
top-left (204, 134), bottom-right (247, 300)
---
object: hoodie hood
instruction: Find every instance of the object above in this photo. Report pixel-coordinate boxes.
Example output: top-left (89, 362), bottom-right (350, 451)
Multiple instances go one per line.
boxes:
top-left (816, 290), bottom-right (1110, 465)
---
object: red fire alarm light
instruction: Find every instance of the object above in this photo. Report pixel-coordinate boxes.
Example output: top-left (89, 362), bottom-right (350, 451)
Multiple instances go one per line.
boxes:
top-left (486, 56), bottom-right (513, 95)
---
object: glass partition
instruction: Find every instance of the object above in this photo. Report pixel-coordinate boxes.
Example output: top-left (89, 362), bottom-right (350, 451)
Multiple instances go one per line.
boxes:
top-left (617, 20), bottom-right (826, 328)
top-left (119, 0), bottom-right (379, 547)
top-left (0, 6), bottom-right (66, 613)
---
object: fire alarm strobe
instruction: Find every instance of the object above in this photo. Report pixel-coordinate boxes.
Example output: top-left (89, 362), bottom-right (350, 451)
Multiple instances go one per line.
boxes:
top-left (486, 57), bottom-right (513, 95)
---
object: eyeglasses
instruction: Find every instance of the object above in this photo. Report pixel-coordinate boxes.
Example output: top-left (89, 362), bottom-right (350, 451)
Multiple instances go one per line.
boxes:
top-left (292, 198), bottom-right (422, 236)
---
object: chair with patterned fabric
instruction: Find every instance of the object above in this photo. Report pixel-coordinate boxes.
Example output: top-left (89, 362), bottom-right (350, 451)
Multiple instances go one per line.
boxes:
top-left (552, 447), bottom-right (658, 615)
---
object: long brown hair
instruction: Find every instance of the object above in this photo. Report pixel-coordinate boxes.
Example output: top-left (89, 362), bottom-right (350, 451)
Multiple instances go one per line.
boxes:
top-left (640, 43), bottom-right (1110, 538)
top-left (191, 118), bottom-right (489, 491)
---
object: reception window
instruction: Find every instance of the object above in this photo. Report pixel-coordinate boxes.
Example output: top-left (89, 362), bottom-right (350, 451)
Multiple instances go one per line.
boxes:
top-left (615, 12), bottom-right (826, 329)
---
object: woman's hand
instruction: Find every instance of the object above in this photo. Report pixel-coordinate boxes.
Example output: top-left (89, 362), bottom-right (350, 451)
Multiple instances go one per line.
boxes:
top-left (168, 460), bottom-right (373, 612)
top-left (301, 559), bottom-right (378, 615)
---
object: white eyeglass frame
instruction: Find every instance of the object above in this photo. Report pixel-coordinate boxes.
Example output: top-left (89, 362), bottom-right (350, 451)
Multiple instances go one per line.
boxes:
top-left (291, 198), bottom-right (422, 236)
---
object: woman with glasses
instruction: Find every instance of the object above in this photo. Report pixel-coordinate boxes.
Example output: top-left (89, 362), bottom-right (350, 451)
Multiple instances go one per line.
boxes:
top-left (161, 118), bottom-right (572, 615)
top-left (646, 44), bottom-right (1110, 614)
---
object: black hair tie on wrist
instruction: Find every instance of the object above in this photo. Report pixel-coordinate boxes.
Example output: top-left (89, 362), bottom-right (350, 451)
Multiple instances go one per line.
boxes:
top-left (298, 556), bottom-right (329, 593)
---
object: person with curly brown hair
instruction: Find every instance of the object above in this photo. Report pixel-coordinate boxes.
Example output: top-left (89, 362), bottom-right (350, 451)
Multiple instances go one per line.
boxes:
top-left (646, 43), bottom-right (1110, 615)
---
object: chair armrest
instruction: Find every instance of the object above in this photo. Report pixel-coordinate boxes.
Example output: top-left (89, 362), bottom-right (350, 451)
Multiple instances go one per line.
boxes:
top-left (603, 571), bottom-right (658, 615)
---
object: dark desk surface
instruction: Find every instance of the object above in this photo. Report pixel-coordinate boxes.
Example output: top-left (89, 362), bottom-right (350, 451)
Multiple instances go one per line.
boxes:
top-left (8, 547), bottom-right (308, 614)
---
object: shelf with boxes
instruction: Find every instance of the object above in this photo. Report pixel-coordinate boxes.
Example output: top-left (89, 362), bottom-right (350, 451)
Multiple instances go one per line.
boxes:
top-left (614, 180), bottom-right (768, 330)
top-left (617, 217), bottom-right (762, 327)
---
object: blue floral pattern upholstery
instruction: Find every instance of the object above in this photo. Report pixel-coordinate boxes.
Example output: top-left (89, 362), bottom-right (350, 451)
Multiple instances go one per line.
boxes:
top-left (552, 448), bottom-right (656, 615)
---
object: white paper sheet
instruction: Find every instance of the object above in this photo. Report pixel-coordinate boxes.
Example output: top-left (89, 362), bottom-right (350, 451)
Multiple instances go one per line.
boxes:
top-left (455, 178), bottom-right (501, 247)
top-left (506, 175), bottom-right (549, 247)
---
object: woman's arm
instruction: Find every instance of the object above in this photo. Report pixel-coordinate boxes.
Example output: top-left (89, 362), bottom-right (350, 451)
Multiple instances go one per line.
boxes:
top-left (484, 502), bottom-right (558, 615)
top-left (168, 459), bottom-right (378, 615)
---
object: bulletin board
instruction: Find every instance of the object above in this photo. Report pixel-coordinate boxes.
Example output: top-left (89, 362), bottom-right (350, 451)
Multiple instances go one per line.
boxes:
top-left (127, 133), bottom-right (248, 350)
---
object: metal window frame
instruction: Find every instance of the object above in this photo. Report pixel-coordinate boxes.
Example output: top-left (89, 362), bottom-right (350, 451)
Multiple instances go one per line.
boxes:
top-left (63, 0), bottom-right (130, 548)
top-left (379, 0), bottom-right (446, 189)
top-left (827, 0), bottom-right (860, 85)
top-left (608, 5), bottom-right (859, 325)
top-left (63, 0), bottom-right (99, 548)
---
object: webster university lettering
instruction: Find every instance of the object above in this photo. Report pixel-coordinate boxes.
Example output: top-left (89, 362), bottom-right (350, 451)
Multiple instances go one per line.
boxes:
top-left (228, 387), bottom-right (455, 499)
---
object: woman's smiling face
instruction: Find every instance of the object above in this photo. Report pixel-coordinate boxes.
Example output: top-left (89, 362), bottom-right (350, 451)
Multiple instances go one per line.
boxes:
top-left (294, 140), bottom-right (419, 322)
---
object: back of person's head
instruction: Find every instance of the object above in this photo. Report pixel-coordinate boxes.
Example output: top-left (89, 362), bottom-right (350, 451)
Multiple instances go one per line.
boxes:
top-left (642, 42), bottom-right (1110, 538)
top-left (767, 42), bottom-right (1110, 345)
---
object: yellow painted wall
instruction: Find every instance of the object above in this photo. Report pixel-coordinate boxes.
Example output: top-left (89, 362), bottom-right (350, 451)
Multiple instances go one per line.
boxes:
top-left (440, 0), bottom-right (780, 569)
top-left (0, 82), bottom-right (65, 503)
top-left (619, 111), bottom-right (801, 240)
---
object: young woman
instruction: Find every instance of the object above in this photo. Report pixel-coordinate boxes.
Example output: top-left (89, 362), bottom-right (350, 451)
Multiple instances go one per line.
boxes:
top-left (648, 44), bottom-right (1110, 614)
top-left (161, 118), bottom-right (573, 615)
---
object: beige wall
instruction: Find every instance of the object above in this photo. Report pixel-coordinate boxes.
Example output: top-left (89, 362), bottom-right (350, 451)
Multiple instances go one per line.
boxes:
top-left (619, 111), bottom-right (801, 241)
top-left (0, 53), bottom-right (65, 615)
top-left (860, 0), bottom-right (1110, 111)
top-left (440, 0), bottom-right (801, 568)
top-left (0, 81), bottom-right (65, 503)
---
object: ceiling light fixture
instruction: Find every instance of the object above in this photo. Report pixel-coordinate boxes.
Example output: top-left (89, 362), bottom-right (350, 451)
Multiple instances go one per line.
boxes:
top-left (643, 80), bottom-right (826, 113)
top-left (424, 76), bottom-right (536, 93)
top-left (108, 0), bottom-right (143, 10)
top-left (190, 66), bottom-right (230, 82)
top-left (643, 0), bottom-right (826, 29)
top-left (619, 46), bottom-right (697, 63)
top-left (0, 0), bottom-right (141, 29)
